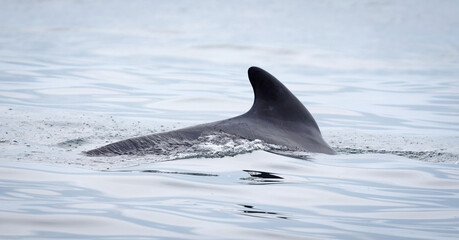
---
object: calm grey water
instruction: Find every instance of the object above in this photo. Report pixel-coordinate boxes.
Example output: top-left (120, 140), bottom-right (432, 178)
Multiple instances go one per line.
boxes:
top-left (1, 1), bottom-right (458, 239)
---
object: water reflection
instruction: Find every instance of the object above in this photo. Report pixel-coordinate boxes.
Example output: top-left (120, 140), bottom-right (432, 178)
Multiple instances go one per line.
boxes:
top-left (240, 170), bottom-right (285, 185)
top-left (239, 204), bottom-right (288, 220)
top-left (107, 169), bottom-right (218, 177)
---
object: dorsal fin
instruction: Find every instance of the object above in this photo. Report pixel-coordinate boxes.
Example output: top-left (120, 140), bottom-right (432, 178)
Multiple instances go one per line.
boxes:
top-left (246, 66), bottom-right (320, 130)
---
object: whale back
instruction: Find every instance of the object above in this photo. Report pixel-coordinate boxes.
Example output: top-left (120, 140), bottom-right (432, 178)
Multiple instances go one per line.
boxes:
top-left (85, 67), bottom-right (336, 156)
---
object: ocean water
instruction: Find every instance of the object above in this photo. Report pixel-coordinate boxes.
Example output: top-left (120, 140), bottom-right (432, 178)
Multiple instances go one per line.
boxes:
top-left (1, 0), bottom-right (458, 239)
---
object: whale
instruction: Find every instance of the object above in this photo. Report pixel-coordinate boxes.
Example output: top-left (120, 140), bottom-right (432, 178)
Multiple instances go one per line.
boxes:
top-left (85, 66), bottom-right (336, 156)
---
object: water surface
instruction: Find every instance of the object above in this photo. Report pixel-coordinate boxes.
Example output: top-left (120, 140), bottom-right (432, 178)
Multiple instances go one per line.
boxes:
top-left (1, 1), bottom-right (458, 239)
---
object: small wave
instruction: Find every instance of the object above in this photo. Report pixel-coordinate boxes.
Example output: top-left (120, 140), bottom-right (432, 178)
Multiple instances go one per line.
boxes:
top-left (335, 147), bottom-right (459, 163)
top-left (134, 132), bottom-right (315, 162)
top-left (87, 130), bottom-right (459, 165)
top-left (57, 138), bottom-right (88, 148)
top-left (161, 133), bottom-right (272, 160)
top-left (325, 131), bottom-right (459, 164)
top-left (146, 131), bottom-right (459, 164)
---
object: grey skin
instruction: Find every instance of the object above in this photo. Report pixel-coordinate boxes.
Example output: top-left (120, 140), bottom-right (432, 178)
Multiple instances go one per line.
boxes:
top-left (85, 67), bottom-right (336, 156)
